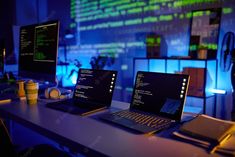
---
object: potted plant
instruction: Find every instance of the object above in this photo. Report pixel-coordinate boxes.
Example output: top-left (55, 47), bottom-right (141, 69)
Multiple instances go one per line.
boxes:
top-left (197, 44), bottom-right (208, 59)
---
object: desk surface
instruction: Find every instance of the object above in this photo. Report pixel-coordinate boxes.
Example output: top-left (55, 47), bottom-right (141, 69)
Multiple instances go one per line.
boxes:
top-left (0, 100), bottom-right (219, 157)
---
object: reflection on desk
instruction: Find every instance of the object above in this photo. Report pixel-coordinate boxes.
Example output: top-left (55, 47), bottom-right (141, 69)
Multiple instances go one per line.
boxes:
top-left (0, 100), bottom-right (220, 157)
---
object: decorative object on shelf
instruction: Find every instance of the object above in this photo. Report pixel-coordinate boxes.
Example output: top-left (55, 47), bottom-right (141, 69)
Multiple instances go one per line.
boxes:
top-left (197, 44), bottom-right (208, 59)
top-left (181, 67), bottom-right (206, 97)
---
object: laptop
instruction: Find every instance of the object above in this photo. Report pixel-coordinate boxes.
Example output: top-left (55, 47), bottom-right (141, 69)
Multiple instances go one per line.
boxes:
top-left (100, 71), bottom-right (190, 134)
top-left (46, 69), bottom-right (117, 116)
top-left (0, 83), bottom-right (19, 104)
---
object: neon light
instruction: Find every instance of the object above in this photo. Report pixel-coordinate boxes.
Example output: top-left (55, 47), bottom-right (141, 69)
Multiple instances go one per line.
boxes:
top-left (209, 89), bottom-right (226, 94)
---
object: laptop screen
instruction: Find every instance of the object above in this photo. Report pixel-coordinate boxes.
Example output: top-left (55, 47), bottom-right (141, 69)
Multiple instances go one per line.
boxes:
top-left (73, 69), bottom-right (117, 108)
top-left (130, 71), bottom-right (189, 121)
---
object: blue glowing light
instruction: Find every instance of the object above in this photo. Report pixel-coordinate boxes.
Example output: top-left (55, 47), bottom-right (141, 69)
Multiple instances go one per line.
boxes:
top-left (65, 34), bottom-right (74, 39)
top-left (209, 89), bottom-right (227, 94)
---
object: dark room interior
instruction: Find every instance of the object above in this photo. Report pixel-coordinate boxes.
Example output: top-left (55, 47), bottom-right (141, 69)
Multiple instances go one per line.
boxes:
top-left (1, 0), bottom-right (235, 156)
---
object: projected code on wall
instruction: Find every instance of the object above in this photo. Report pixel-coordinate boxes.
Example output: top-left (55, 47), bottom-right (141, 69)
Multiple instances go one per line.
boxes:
top-left (72, 0), bottom-right (232, 31)
top-left (68, 0), bottom-right (233, 57)
top-left (63, 0), bottom-right (235, 101)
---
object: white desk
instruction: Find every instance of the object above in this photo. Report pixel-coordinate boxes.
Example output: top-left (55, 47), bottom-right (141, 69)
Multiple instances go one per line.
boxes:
top-left (0, 100), bottom-right (220, 157)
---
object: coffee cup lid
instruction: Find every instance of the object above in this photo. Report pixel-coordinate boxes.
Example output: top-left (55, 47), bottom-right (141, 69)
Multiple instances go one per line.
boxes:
top-left (26, 80), bottom-right (38, 85)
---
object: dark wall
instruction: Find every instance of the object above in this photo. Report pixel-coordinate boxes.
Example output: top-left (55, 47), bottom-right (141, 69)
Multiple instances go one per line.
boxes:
top-left (0, 0), bottom-right (16, 64)
top-left (46, 0), bottom-right (73, 47)
top-left (15, 0), bottom-right (47, 25)
top-left (15, 0), bottom-right (72, 45)
top-left (47, 0), bottom-right (71, 36)
top-left (0, 0), bottom-right (71, 65)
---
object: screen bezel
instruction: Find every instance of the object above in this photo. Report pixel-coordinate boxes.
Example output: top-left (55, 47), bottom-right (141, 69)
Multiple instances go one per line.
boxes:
top-left (72, 68), bottom-right (118, 108)
top-left (130, 71), bottom-right (190, 121)
top-left (18, 20), bottom-right (60, 83)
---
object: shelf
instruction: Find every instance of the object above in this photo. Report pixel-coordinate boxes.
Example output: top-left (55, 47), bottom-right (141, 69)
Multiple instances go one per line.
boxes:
top-left (187, 94), bottom-right (215, 99)
top-left (134, 57), bottom-right (217, 61)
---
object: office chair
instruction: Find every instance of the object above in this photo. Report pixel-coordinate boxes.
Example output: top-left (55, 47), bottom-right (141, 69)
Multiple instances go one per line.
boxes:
top-left (0, 119), bottom-right (71, 157)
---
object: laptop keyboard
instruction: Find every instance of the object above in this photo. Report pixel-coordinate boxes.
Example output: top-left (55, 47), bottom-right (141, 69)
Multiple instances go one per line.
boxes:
top-left (111, 110), bottom-right (172, 131)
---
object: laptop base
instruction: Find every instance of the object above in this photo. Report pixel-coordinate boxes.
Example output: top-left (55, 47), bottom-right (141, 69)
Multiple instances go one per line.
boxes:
top-left (100, 110), bottom-right (172, 134)
top-left (46, 99), bottom-right (107, 116)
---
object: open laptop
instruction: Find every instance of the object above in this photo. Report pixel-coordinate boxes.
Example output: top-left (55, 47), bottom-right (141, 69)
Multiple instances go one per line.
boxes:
top-left (0, 83), bottom-right (18, 104)
top-left (100, 71), bottom-right (190, 134)
top-left (46, 69), bottom-right (117, 116)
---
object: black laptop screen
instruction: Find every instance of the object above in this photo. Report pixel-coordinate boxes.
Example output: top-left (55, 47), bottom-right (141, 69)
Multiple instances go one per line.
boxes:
top-left (130, 71), bottom-right (189, 121)
top-left (73, 69), bottom-right (117, 107)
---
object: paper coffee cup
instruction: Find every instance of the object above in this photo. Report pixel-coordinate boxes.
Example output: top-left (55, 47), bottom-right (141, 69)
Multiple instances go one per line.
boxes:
top-left (25, 80), bottom-right (39, 105)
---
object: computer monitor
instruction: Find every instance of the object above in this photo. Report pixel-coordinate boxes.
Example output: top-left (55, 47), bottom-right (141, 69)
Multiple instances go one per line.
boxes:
top-left (18, 21), bottom-right (59, 83)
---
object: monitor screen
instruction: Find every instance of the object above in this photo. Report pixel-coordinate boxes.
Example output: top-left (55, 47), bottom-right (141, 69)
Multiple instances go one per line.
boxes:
top-left (130, 71), bottom-right (189, 121)
top-left (19, 21), bottom-right (59, 83)
top-left (73, 69), bottom-right (117, 107)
